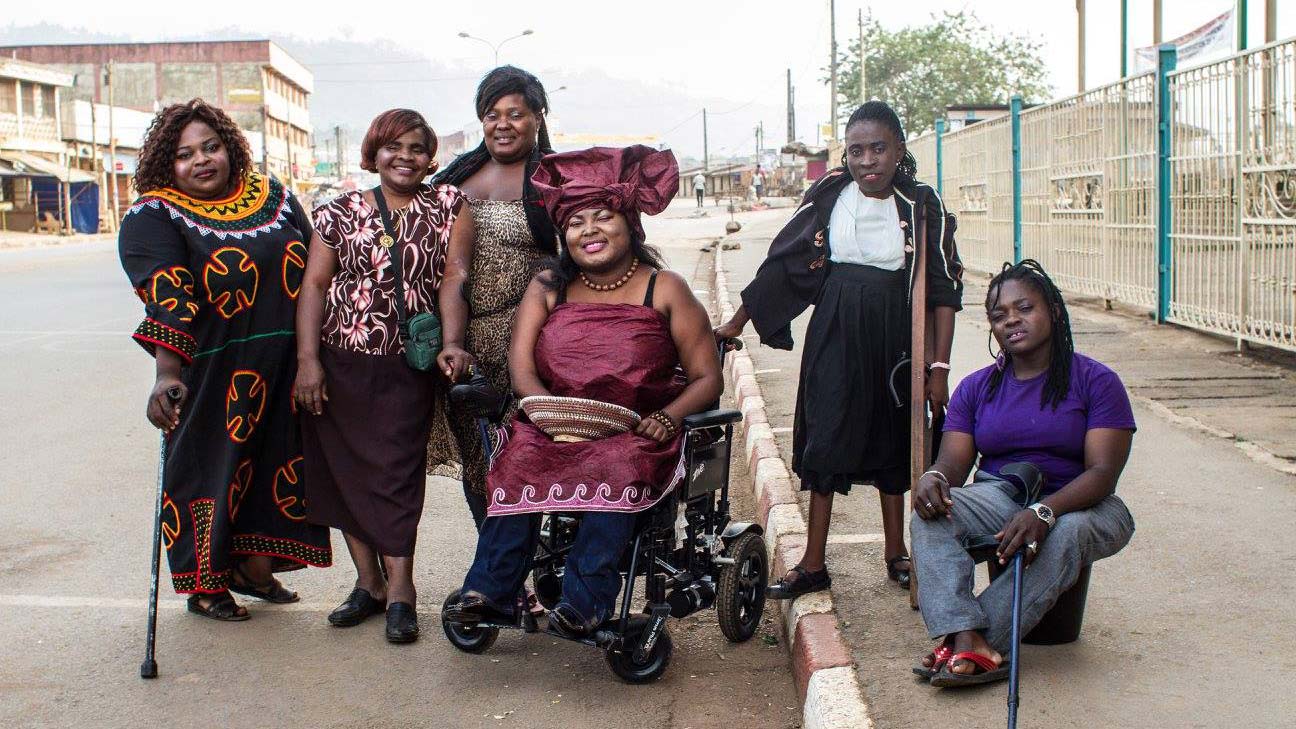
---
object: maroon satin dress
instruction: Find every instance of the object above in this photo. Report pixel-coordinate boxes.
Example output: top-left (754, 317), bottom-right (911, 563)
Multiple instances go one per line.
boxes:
top-left (486, 298), bottom-right (686, 516)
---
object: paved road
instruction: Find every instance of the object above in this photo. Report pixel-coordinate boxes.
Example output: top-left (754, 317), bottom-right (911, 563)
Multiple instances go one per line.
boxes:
top-left (0, 205), bottom-right (799, 729)
top-left (718, 210), bottom-right (1296, 729)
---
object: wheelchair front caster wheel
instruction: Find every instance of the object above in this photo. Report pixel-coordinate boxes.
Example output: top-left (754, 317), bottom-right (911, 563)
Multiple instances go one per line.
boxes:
top-left (717, 532), bottom-right (768, 642)
top-left (441, 590), bottom-right (499, 654)
top-left (605, 629), bottom-right (672, 683)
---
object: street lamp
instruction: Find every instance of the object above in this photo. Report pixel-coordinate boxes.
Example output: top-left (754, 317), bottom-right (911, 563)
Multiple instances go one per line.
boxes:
top-left (457, 29), bottom-right (534, 67)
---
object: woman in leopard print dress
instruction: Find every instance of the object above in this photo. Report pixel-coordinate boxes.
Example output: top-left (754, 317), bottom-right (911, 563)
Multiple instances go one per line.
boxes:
top-left (427, 66), bottom-right (558, 527)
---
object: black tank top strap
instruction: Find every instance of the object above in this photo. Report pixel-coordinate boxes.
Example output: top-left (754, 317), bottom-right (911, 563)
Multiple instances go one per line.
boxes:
top-left (557, 281), bottom-right (568, 305)
top-left (643, 269), bottom-right (659, 307)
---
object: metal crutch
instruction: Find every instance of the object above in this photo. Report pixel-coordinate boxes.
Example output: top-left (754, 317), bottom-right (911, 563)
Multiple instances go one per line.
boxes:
top-left (141, 387), bottom-right (181, 679)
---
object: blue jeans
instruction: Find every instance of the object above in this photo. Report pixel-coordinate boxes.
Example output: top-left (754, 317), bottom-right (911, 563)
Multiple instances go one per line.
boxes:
top-left (462, 511), bottom-right (637, 623)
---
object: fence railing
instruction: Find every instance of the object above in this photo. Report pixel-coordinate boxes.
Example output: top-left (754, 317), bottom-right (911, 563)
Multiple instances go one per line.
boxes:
top-left (909, 35), bottom-right (1296, 352)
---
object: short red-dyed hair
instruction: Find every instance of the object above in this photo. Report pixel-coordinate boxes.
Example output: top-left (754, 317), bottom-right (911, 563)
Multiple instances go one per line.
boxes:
top-left (360, 109), bottom-right (438, 173)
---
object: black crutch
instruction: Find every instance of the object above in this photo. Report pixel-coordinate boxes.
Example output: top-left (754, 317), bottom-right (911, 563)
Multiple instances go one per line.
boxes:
top-left (141, 387), bottom-right (181, 679)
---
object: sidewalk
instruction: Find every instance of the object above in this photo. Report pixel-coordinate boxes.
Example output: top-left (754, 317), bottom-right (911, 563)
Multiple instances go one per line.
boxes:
top-left (0, 230), bottom-right (114, 250)
top-left (715, 207), bottom-right (1296, 728)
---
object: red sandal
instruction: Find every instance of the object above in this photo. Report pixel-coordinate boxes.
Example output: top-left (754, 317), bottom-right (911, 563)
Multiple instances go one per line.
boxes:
top-left (929, 651), bottom-right (1009, 687)
top-left (911, 641), bottom-right (954, 678)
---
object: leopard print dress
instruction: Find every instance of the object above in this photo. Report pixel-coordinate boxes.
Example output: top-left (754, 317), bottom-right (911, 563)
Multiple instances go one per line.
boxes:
top-left (427, 198), bottom-right (546, 495)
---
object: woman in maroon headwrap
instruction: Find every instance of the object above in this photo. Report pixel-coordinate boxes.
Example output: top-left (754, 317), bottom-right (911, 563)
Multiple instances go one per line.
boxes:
top-left (443, 146), bottom-right (722, 637)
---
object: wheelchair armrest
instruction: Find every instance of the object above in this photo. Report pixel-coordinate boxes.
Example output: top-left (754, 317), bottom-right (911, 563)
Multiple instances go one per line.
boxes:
top-left (682, 408), bottom-right (743, 429)
top-left (998, 462), bottom-right (1045, 507)
top-left (960, 533), bottom-right (1001, 564)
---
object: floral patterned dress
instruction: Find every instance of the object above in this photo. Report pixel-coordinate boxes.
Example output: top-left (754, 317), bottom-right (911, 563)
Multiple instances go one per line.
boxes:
top-left (300, 184), bottom-right (464, 556)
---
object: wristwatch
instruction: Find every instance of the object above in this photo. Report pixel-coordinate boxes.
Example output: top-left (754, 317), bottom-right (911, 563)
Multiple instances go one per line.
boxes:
top-left (1028, 503), bottom-right (1056, 529)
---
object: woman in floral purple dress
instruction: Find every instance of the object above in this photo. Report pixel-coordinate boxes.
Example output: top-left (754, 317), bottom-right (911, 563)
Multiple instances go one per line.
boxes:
top-left (295, 109), bottom-right (475, 643)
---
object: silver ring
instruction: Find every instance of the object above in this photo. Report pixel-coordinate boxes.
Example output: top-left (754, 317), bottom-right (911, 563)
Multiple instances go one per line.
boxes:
top-left (925, 502), bottom-right (934, 509)
top-left (1026, 541), bottom-right (1039, 553)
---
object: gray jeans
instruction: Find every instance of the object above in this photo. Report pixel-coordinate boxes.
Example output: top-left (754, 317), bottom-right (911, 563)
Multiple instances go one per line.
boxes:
top-left (910, 473), bottom-right (1135, 653)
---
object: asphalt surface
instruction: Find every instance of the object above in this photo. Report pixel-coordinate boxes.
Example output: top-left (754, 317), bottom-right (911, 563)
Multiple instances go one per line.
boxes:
top-left (718, 206), bottom-right (1296, 728)
top-left (0, 206), bottom-right (799, 729)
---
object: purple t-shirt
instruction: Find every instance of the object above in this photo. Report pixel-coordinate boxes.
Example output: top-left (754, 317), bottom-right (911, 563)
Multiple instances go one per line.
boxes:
top-left (944, 353), bottom-right (1136, 494)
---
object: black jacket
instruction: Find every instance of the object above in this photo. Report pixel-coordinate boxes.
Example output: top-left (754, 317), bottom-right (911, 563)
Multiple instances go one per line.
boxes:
top-left (740, 168), bottom-right (963, 350)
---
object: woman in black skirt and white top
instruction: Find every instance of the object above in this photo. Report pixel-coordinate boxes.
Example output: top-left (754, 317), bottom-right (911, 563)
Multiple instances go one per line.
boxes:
top-left (715, 101), bottom-right (963, 598)
top-left (294, 109), bottom-right (475, 642)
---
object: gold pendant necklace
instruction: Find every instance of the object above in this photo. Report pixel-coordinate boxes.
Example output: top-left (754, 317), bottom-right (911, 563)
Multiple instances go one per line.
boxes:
top-left (580, 257), bottom-right (639, 291)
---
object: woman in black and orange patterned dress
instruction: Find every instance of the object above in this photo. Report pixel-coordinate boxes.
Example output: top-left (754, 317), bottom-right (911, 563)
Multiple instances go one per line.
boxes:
top-left (119, 99), bottom-right (331, 621)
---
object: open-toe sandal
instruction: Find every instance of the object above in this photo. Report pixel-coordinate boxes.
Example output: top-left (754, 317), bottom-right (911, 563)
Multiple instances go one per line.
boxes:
top-left (886, 554), bottom-right (912, 590)
top-left (187, 591), bottom-right (250, 622)
top-left (912, 639), bottom-right (953, 678)
top-left (229, 563), bottom-right (299, 604)
top-left (929, 651), bottom-right (1010, 688)
top-left (765, 565), bottom-right (831, 600)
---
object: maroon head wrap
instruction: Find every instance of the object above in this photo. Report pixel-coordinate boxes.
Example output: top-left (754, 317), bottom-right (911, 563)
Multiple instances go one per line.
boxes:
top-left (531, 145), bottom-right (680, 241)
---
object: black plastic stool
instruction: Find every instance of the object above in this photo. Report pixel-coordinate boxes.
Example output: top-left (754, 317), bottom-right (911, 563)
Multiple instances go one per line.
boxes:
top-left (987, 562), bottom-right (1092, 645)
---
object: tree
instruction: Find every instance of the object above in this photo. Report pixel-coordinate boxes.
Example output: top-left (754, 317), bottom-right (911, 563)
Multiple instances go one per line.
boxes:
top-left (831, 11), bottom-right (1052, 136)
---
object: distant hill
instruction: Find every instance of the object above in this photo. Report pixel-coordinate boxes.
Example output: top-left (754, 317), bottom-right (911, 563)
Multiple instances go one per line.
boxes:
top-left (0, 23), bottom-right (790, 159)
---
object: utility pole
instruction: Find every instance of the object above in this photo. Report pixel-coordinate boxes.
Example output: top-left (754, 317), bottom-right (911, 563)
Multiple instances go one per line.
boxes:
top-left (261, 104), bottom-right (271, 176)
top-left (1237, 0), bottom-right (1249, 51)
top-left (858, 9), bottom-right (866, 104)
top-left (786, 69), bottom-right (795, 143)
top-left (334, 125), bottom-right (344, 179)
top-left (829, 0), bottom-right (838, 141)
top-left (1077, 0), bottom-right (1087, 93)
top-left (1153, 0), bottom-right (1162, 44)
top-left (89, 92), bottom-right (106, 230)
top-left (1265, 0), bottom-right (1276, 42)
top-left (63, 146), bottom-right (74, 235)
top-left (702, 107), bottom-right (709, 171)
top-left (105, 61), bottom-right (120, 230)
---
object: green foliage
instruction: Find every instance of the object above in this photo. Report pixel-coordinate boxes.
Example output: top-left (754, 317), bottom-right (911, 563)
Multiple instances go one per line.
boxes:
top-left (830, 11), bottom-right (1052, 136)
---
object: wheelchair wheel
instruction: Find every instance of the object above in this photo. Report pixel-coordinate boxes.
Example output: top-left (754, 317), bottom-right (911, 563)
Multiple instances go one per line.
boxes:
top-left (716, 532), bottom-right (768, 642)
top-left (440, 590), bottom-right (499, 654)
top-left (605, 628), bottom-right (672, 684)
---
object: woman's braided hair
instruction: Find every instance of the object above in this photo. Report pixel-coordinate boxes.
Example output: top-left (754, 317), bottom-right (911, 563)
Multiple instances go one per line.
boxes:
top-left (985, 259), bottom-right (1075, 410)
top-left (133, 98), bottom-right (252, 194)
top-left (842, 100), bottom-right (917, 186)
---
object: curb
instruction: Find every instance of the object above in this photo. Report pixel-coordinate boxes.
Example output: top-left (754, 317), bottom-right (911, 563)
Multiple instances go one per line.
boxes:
top-left (713, 248), bottom-right (874, 729)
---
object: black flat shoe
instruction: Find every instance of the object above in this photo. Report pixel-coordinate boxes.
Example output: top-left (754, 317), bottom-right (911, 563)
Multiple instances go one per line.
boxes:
top-left (385, 602), bottom-right (419, 644)
top-left (328, 587), bottom-right (385, 627)
top-left (186, 591), bottom-right (250, 622)
top-left (443, 591), bottom-right (515, 625)
top-left (766, 565), bottom-right (831, 600)
top-left (886, 554), bottom-right (912, 590)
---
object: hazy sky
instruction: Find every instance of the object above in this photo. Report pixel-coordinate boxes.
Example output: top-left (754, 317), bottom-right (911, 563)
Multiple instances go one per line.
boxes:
top-left (14, 0), bottom-right (1294, 154)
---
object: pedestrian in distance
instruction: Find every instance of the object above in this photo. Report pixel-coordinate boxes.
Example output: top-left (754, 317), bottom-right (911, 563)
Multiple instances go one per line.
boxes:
top-left (693, 170), bottom-right (706, 207)
top-left (714, 100), bottom-right (963, 599)
top-left (430, 66), bottom-right (561, 534)
top-left (911, 259), bottom-right (1135, 687)
top-left (753, 165), bottom-right (765, 200)
top-left (295, 109), bottom-right (476, 643)
top-left (119, 98), bottom-right (331, 622)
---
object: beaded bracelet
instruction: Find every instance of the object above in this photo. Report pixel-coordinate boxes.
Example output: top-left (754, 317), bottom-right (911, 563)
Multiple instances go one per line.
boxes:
top-left (648, 410), bottom-right (679, 438)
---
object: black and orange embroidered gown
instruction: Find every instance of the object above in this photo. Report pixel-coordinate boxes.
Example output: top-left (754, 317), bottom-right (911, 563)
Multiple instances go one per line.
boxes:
top-left (119, 171), bottom-right (332, 594)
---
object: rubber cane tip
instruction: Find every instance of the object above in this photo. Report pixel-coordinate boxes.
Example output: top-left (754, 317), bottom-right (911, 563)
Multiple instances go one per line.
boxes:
top-left (140, 660), bottom-right (158, 679)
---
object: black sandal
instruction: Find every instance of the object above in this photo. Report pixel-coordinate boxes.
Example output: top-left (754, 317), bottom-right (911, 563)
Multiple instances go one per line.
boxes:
top-left (765, 565), bottom-right (831, 600)
top-left (229, 563), bottom-right (299, 604)
top-left (187, 591), bottom-right (250, 622)
top-left (886, 555), bottom-right (912, 590)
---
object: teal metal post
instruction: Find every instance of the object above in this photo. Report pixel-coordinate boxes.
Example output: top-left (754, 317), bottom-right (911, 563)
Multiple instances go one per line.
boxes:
top-left (1120, 0), bottom-right (1128, 77)
top-left (1238, 0), bottom-right (1248, 50)
top-left (934, 118), bottom-right (945, 195)
top-left (1010, 95), bottom-right (1023, 264)
top-left (1156, 45), bottom-right (1178, 323)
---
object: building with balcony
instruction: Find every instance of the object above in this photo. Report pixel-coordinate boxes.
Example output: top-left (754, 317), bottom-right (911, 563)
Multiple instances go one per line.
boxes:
top-left (0, 40), bottom-right (314, 186)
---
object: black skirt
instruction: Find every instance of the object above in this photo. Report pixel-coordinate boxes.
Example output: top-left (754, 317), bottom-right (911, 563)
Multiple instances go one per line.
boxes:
top-left (301, 345), bottom-right (436, 556)
top-left (793, 264), bottom-right (911, 495)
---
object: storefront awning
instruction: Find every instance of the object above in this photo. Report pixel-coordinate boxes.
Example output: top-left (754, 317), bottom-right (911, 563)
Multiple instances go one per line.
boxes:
top-left (0, 152), bottom-right (95, 183)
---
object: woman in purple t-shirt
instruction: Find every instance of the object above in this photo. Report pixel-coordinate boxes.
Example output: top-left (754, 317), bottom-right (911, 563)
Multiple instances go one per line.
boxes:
top-left (910, 260), bottom-right (1136, 688)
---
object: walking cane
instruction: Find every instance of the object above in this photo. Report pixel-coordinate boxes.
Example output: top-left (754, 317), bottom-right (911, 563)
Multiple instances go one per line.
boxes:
top-left (1006, 549), bottom-right (1025, 729)
top-left (141, 387), bottom-right (181, 679)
